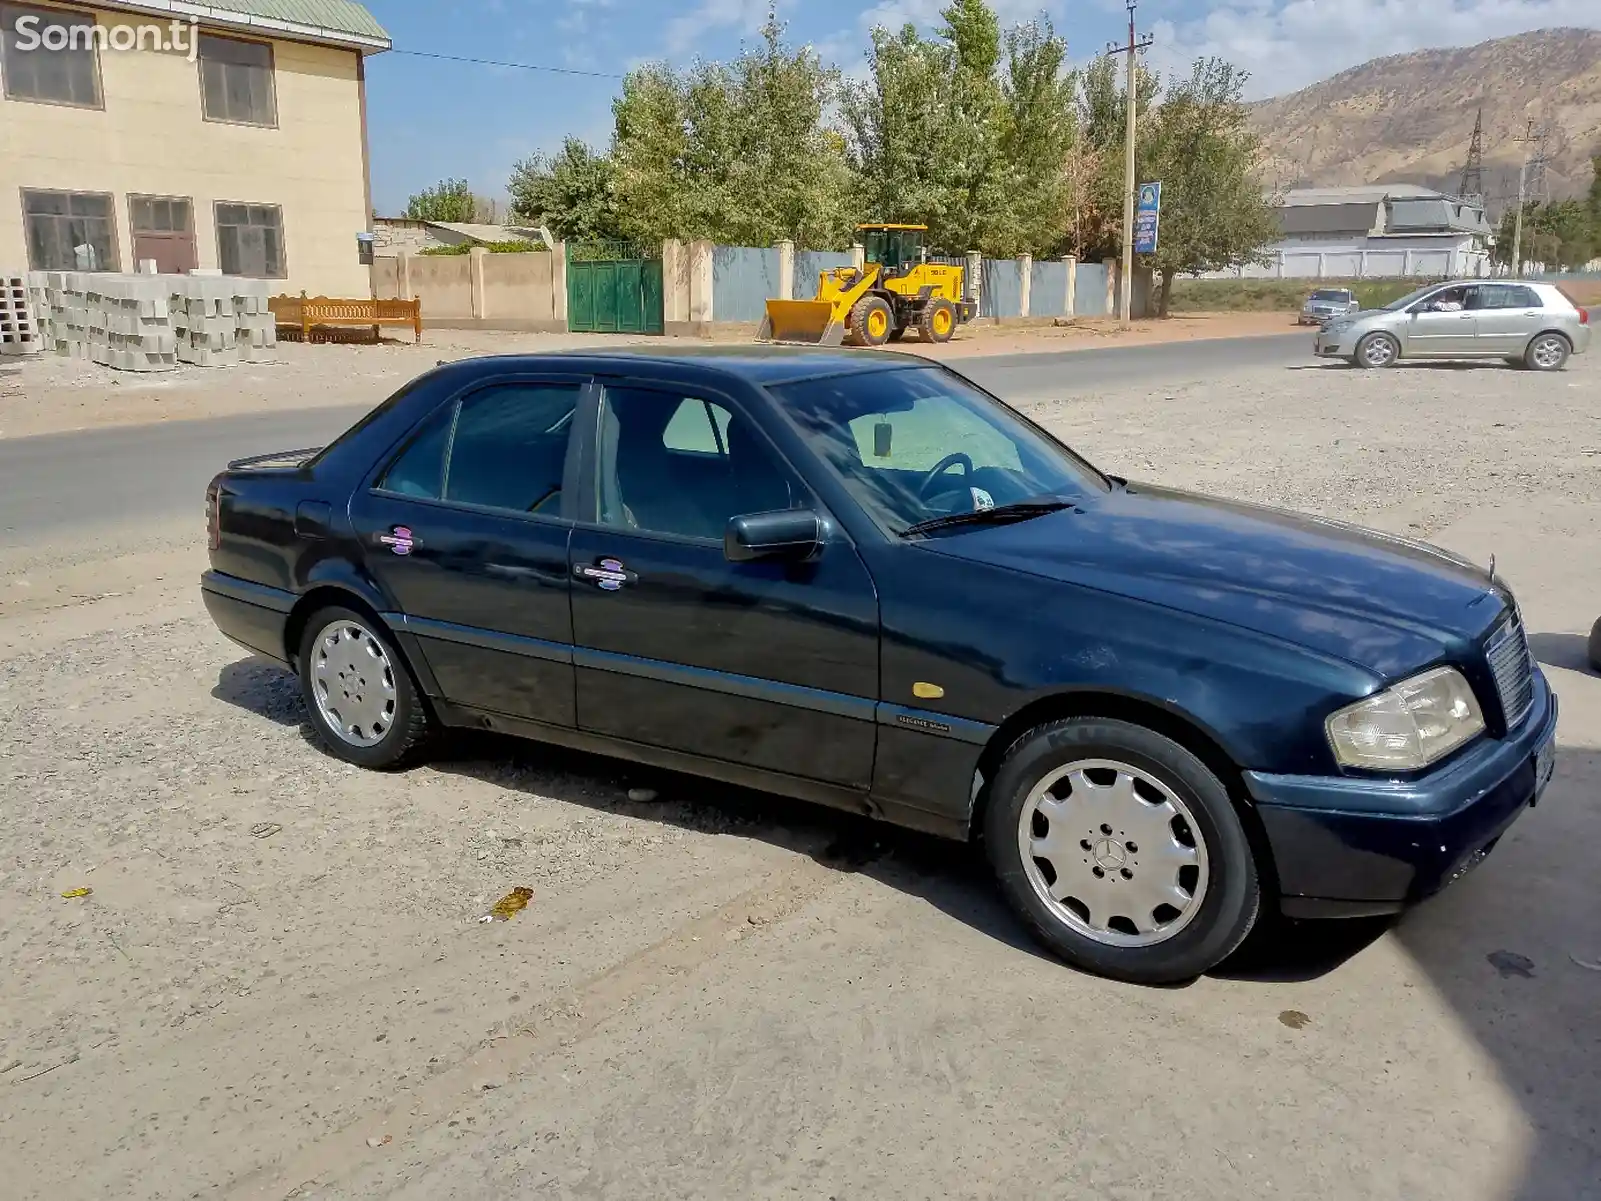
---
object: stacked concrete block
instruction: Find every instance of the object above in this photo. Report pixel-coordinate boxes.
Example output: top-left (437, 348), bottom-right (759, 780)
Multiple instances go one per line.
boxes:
top-left (24, 271), bottom-right (277, 371)
top-left (232, 278), bottom-right (277, 359)
top-left (0, 274), bottom-right (41, 357)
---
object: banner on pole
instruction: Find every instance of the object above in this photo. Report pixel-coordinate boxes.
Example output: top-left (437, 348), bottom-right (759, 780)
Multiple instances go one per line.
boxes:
top-left (1134, 182), bottom-right (1161, 255)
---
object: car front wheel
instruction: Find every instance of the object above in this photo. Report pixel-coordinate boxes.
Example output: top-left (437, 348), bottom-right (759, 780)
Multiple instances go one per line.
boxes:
top-left (298, 606), bottom-right (431, 769)
top-left (984, 717), bottom-right (1260, 983)
top-left (1355, 331), bottom-right (1399, 368)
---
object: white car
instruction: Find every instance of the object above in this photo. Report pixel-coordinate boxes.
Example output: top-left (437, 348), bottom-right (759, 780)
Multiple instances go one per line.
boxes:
top-left (1314, 280), bottom-right (1592, 370)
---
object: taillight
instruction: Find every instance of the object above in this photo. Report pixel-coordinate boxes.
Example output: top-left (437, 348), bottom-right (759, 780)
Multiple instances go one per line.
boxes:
top-left (1580, 308), bottom-right (1590, 325)
top-left (206, 477), bottom-right (221, 551)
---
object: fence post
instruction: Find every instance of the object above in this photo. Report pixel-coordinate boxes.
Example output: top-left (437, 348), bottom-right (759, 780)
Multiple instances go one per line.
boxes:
top-left (662, 239), bottom-right (688, 327)
top-left (1274, 251), bottom-right (1285, 279)
top-left (776, 240), bottom-right (795, 301)
top-left (1102, 259), bottom-right (1117, 315)
top-left (850, 243), bottom-right (865, 271)
top-left (1403, 249), bottom-right (1414, 276)
top-left (1017, 253), bottom-right (1032, 318)
top-left (965, 251), bottom-right (982, 310)
top-left (469, 246), bottom-right (488, 319)
top-left (689, 239), bottom-right (714, 327)
top-left (396, 250), bottom-right (412, 303)
top-left (551, 243), bottom-right (568, 328)
top-left (1316, 252), bottom-right (1326, 280)
top-left (1063, 255), bottom-right (1077, 316)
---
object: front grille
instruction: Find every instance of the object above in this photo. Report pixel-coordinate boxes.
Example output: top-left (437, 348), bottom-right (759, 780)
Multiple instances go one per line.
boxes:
top-left (1485, 615), bottom-right (1535, 728)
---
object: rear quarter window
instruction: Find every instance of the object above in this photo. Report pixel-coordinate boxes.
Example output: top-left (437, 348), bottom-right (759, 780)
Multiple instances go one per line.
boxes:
top-left (376, 404), bottom-right (454, 499)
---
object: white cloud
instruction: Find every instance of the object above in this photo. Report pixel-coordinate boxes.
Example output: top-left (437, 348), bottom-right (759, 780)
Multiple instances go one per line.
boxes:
top-left (1149, 0), bottom-right (1601, 99)
top-left (663, 0), bottom-right (770, 57)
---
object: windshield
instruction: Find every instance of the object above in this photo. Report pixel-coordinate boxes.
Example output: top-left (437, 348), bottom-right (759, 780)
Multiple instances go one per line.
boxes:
top-left (1310, 290), bottom-right (1351, 301)
top-left (1383, 284), bottom-right (1444, 311)
top-left (769, 366), bottom-right (1109, 536)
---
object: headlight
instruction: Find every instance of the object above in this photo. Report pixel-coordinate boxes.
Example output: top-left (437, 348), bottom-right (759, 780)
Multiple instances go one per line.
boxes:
top-left (1326, 666), bottom-right (1485, 771)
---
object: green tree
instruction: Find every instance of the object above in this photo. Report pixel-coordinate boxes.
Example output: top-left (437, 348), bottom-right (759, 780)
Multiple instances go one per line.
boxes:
top-left (999, 17), bottom-right (1077, 257)
top-left (404, 178), bottom-right (477, 223)
top-left (607, 9), bottom-right (855, 248)
top-left (1142, 58), bottom-right (1279, 315)
top-left (508, 138), bottom-right (624, 242)
top-left (1067, 54), bottom-right (1160, 260)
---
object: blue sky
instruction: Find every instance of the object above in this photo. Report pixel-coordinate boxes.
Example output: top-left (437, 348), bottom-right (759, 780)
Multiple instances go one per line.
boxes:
top-left (361, 0), bottom-right (1601, 214)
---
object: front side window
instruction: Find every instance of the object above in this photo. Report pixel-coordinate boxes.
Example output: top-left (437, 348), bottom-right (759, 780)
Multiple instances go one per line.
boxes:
top-left (199, 33), bottom-right (276, 125)
top-left (376, 385), bottom-right (579, 518)
top-left (598, 387), bottom-right (797, 541)
top-left (0, 3), bottom-right (100, 106)
top-left (22, 189), bottom-right (115, 271)
top-left (772, 366), bottom-right (1108, 536)
top-left (216, 203), bottom-right (285, 277)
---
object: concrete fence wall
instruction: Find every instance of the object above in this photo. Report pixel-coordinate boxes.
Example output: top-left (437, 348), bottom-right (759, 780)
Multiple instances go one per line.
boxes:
top-left (1204, 245), bottom-right (1491, 281)
top-left (371, 249), bottom-right (564, 331)
top-left (712, 245), bottom-right (783, 322)
top-left (375, 241), bottom-right (1152, 336)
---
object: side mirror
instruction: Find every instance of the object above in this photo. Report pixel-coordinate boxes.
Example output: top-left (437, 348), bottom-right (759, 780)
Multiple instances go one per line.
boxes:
top-left (725, 509), bottom-right (823, 563)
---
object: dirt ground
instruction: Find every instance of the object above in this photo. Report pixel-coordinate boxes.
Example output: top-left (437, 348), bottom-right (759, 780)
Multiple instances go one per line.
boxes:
top-left (3, 351), bottom-right (1601, 1200)
top-left (0, 312), bottom-right (1294, 442)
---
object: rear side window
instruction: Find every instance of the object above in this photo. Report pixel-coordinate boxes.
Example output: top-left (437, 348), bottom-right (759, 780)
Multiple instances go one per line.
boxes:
top-left (1474, 284), bottom-right (1542, 310)
top-left (445, 385), bottom-right (578, 514)
top-left (377, 404), bottom-right (453, 498)
top-left (375, 383), bottom-right (580, 517)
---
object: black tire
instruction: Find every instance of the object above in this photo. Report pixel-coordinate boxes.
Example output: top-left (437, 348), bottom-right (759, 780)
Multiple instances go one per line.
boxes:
top-left (886, 327), bottom-right (907, 343)
top-left (1354, 331), bottom-right (1399, 369)
top-left (1588, 615), bottom-right (1601, 673)
top-left (1524, 331), bottom-right (1571, 372)
top-left (918, 296), bottom-right (959, 343)
top-left (297, 606), bottom-right (430, 769)
top-left (849, 294), bottom-right (894, 347)
top-left (983, 717), bottom-right (1260, 984)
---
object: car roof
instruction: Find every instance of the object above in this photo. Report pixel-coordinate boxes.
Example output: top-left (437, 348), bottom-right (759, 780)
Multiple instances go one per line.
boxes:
top-left (423, 345), bottom-right (934, 387)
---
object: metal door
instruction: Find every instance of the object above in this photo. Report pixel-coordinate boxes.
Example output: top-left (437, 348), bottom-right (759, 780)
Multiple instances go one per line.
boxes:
top-left (567, 241), bottom-right (664, 335)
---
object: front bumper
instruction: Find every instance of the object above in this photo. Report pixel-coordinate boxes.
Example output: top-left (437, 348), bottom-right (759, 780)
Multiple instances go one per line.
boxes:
top-left (201, 570), bottom-right (294, 667)
top-left (1245, 671), bottom-right (1558, 918)
top-left (1313, 328), bottom-right (1351, 356)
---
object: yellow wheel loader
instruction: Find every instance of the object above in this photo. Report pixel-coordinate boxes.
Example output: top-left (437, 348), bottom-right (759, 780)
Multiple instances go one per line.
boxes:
top-left (760, 224), bottom-right (978, 348)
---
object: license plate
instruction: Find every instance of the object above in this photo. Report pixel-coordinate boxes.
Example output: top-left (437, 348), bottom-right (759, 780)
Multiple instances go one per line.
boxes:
top-left (1533, 735), bottom-right (1555, 802)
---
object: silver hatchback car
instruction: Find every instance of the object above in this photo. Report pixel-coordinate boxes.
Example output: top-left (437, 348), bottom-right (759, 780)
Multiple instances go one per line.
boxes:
top-left (1314, 280), bottom-right (1591, 370)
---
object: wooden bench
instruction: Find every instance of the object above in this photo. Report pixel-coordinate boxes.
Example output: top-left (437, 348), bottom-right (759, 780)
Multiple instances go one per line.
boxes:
top-left (270, 292), bottom-right (423, 343)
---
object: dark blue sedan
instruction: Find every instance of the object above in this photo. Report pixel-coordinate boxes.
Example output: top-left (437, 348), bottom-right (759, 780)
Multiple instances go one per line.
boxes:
top-left (201, 348), bottom-right (1557, 983)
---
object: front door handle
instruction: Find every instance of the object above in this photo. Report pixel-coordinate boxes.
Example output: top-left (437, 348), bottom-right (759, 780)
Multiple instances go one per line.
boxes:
top-left (574, 557), bottom-right (638, 591)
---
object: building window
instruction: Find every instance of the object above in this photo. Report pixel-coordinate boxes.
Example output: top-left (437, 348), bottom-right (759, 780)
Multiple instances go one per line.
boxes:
top-left (198, 33), bottom-right (276, 126)
top-left (0, 3), bottom-right (101, 107)
top-left (129, 195), bottom-right (198, 274)
top-left (22, 189), bottom-right (117, 271)
top-left (216, 203), bottom-right (285, 277)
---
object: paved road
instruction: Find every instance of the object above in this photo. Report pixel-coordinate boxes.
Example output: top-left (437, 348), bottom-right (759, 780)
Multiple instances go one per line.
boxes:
top-left (0, 330), bottom-right (1311, 549)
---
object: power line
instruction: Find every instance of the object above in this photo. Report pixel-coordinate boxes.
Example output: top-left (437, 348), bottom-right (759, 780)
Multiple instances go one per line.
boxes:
top-left (388, 49), bottom-right (624, 80)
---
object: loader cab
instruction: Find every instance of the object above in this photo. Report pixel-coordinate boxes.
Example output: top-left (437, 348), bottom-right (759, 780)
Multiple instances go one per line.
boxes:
top-left (860, 224), bottom-right (927, 279)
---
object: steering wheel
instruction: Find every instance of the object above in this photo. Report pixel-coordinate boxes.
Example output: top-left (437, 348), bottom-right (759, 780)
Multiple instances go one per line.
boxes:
top-left (918, 452), bottom-right (974, 500)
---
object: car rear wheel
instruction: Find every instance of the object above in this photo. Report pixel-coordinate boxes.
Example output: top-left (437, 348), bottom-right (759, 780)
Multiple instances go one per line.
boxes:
top-left (1355, 331), bottom-right (1399, 368)
top-left (1525, 332), bottom-right (1570, 372)
top-left (1588, 616), bottom-right (1601, 673)
top-left (984, 717), bottom-right (1260, 983)
top-left (298, 606), bottom-right (430, 769)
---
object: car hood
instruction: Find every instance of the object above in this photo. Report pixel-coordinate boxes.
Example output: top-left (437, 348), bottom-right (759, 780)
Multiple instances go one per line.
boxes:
top-left (923, 482), bottom-right (1505, 677)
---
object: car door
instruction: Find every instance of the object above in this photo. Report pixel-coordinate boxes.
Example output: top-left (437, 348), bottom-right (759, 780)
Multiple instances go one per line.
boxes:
top-left (566, 378), bottom-right (880, 789)
top-left (349, 375), bottom-right (588, 728)
top-left (1403, 286), bottom-right (1478, 355)
top-left (1471, 283), bottom-right (1545, 355)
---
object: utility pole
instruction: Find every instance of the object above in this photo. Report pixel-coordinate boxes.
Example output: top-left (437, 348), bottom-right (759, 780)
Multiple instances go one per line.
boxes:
top-left (1510, 120), bottom-right (1540, 278)
top-left (1105, 0), bottom-right (1152, 324)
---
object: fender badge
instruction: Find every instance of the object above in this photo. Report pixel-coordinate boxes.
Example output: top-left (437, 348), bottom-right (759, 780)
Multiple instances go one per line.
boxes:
top-left (896, 713), bottom-right (951, 735)
top-left (379, 526), bottom-right (416, 556)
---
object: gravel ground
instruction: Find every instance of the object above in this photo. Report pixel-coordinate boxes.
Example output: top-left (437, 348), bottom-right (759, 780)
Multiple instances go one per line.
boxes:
top-left (2, 351), bottom-right (1600, 1200)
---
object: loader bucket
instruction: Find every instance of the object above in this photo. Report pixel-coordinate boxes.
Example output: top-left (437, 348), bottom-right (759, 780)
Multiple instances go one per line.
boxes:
top-left (760, 299), bottom-right (846, 346)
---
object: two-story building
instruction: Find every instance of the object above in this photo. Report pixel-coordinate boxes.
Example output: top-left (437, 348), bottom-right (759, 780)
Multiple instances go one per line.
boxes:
top-left (0, 0), bottom-right (388, 296)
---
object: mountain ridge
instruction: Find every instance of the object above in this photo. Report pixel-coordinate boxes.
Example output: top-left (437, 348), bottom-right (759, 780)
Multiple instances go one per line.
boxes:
top-left (1248, 27), bottom-right (1601, 212)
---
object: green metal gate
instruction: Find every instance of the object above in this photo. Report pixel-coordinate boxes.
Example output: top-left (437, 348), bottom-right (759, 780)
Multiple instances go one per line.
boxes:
top-left (567, 241), bottom-right (664, 335)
